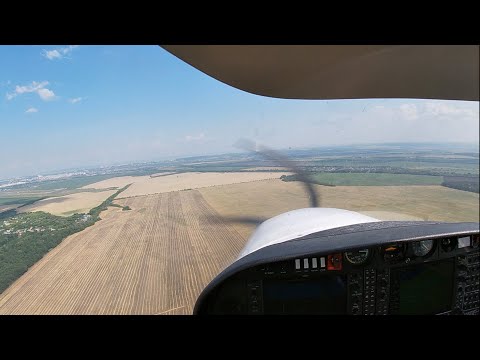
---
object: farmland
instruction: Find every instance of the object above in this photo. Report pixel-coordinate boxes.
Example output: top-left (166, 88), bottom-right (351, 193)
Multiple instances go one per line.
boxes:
top-left (0, 186), bottom-right (130, 294)
top-left (0, 191), bottom-right (246, 314)
top-left (1, 142), bottom-right (478, 217)
top-left (80, 175), bottom-right (151, 190)
top-left (0, 204), bottom-right (21, 213)
top-left (17, 190), bottom-right (117, 217)
top-left (442, 175), bottom-right (480, 193)
top-left (0, 142), bottom-right (478, 314)
top-left (85, 171), bottom-right (290, 198)
top-left (281, 172), bottom-right (444, 186)
top-left (200, 179), bottom-right (479, 240)
top-left (1, 177), bottom-right (478, 314)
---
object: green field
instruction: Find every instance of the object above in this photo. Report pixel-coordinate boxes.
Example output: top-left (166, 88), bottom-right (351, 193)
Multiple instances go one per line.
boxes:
top-left (10, 174), bottom-right (121, 191)
top-left (0, 197), bottom-right (44, 207)
top-left (0, 176), bottom-right (120, 213)
top-left (306, 173), bottom-right (444, 186)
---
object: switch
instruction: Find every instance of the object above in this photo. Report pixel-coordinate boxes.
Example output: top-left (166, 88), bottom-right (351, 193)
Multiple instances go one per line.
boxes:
top-left (327, 253), bottom-right (343, 271)
top-left (311, 258), bottom-right (318, 268)
top-left (295, 259), bottom-right (301, 270)
top-left (320, 257), bottom-right (326, 268)
top-left (303, 258), bottom-right (309, 269)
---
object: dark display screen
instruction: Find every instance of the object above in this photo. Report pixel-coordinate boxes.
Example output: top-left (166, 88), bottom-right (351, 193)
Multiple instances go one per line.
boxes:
top-left (263, 276), bottom-right (346, 314)
top-left (391, 260), bottom-right (454, 315)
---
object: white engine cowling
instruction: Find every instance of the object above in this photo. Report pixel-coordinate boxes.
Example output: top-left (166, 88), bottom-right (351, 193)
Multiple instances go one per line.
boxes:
top-left (238, 208), bottom-right (380, 259)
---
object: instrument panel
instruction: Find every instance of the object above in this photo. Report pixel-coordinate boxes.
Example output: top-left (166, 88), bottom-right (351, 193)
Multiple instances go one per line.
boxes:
top-left (196, 232), bottom-right (479, 315)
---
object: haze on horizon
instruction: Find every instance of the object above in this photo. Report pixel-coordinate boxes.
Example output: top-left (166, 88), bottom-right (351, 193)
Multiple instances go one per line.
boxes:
top-left (1, 45), bottom-right (479, 179)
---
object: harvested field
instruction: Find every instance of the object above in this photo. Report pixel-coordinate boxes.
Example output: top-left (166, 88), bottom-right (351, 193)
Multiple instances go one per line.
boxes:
top-left (81, 176), bottom-right (147, 190)
top-left (0, 190), bottom-right (247, 314)
top-left (116, 172), bottom-right (290, 198)
top-left (82, 172), bottom-right (290, 197)
top-left (200, 179), bottom-right (480, 240)
top-left (17, 190), bottom-right (117, 216)
top-left (2, 177), bottom-right (477, 315)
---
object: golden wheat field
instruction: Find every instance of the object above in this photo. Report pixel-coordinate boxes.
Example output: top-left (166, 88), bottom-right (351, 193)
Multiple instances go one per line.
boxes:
top-left (0, 190), bottom-right (246, 314)
top-left (117, 172), bottom-right (291, 198)
top-left (82, 172), bottom-right (290, 197)
top-left (17, 190), bottom-right (117, 217)
top-left (199, 179), bottom-right (480, 239)
top-left (81, 176), bottom-right (145, 190)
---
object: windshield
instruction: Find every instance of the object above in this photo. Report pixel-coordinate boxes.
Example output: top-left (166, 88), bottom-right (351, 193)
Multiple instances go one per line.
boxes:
top-left (0, 45), bottom-right (478, 314)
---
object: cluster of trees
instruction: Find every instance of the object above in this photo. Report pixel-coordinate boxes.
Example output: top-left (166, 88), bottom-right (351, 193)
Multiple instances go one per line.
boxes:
top-left (0, 209), bottom-right (17, 220)
top-left (88, 184), bottom-right (131, 220)
top-left (280, 174), bottom-right (335, 186)
top-left (299, 165), bottom-right (474, 177)
top-left (442, 176), bottom-right (479, 193)
top-left (281, 172), bottom-right (479, 194)
top-left (0, 212), bottom-right (93, 293)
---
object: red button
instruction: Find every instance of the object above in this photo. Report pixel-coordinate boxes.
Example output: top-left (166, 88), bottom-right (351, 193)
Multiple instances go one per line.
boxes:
top-left (327, 253), bottom-right (343, 270)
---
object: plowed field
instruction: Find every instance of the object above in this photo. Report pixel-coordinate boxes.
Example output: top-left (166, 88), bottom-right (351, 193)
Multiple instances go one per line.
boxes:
top-left (0, 190), bottom-right (246, 314)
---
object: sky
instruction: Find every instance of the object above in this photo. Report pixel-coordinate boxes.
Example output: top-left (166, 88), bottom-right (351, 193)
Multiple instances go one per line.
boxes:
top-left (0, 45), bottom-right (478, 179)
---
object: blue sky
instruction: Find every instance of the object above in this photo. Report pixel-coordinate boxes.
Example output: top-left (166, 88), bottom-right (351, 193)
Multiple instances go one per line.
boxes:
top-left (0, 45), bottom-right (478, 179)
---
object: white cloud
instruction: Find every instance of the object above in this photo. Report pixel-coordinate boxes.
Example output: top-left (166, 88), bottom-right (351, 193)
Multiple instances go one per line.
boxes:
top-left (68, 97), bottom-right (83, 104)
top-left (25, 107), bottom-right (38, 114)
top-left (185, 132), bottom-right (206, 142)
top-left (43, 49), bottom-right (61, 60)
top-left (37, 88), bottom-right (56, 101)
top-left (42, 45), bottom-right (79, 60)
top-left (6, 81), bottom-right (56, 101)
top-left (15, 81), bottom-right (48, 95)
